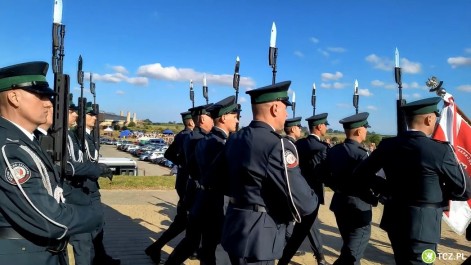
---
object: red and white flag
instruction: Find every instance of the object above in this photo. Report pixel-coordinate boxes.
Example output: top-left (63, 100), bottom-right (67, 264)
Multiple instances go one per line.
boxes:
top-left (432, 93), bottom-right (471, 235)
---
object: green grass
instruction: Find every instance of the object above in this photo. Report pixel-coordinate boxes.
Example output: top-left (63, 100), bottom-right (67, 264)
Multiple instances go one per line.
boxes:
top-left (98, 175), bottom-right (176, 190)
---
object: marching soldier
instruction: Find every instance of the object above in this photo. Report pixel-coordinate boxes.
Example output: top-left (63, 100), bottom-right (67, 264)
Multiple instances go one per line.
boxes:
top-left (279, 114), bottom-right (329, 265)
top-left (83, 102), bottom-right (120, 265)
top-left (354, 98), bottom-right (471, 264)
top-left (64, 97), bottom-right (114, 265)
top-left (0, 61), bottom-right (102, 265)
top-left (283, 117), bottom-right (302, 143)
top-left (221, 81), bottom-right (318, 265)
top-left (325, 112), bottom-right (374, 265)
top-left (165, 96), bottom-right (240, 265)
top-left (145, 110), bottom-right (194, 264)
top-left (163, 103), bottom-right (213, 264)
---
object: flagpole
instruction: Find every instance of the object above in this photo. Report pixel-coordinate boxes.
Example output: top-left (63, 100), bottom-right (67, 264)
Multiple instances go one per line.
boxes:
top-left (426, 76), bottom-right (471, 124)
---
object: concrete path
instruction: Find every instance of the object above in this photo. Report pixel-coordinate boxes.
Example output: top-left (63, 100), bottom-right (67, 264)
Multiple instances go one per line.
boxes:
top-left (97, 190), bottom-right (471, 265)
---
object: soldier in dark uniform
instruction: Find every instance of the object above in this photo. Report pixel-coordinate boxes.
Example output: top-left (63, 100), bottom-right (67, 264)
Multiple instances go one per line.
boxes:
top-left (165, 96), bottom-right (240, 265)
top-left (83, 102), bottom-right (120, 265)
top-left (325, 112), bottom-right (373, 265)
top-left (354, 97), bottom-right (471, 265)
top-left (279, 114), bottom-right (329, 265)
top-left (162, 103), bottom-right (213, 264)
top-left (0, 61), bottom-right (102, 265)
top-left (221, 81), bottom-right (318, 265)
top-left (64, 98), bottom-right (114, 265)
top-left (145, 110), bottom-right (194, 264)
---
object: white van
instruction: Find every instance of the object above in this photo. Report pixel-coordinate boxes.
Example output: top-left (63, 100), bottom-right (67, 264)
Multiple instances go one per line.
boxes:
top-left (98, 157), bottom-right (138, 176)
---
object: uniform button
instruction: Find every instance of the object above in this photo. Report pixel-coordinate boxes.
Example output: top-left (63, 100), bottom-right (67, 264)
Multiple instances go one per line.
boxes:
top-left (22, 247), bottom-right (26, 251)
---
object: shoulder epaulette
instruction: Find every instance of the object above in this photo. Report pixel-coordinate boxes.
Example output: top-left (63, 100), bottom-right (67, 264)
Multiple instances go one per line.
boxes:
top-left (270, 131), bottom-right (282, 139)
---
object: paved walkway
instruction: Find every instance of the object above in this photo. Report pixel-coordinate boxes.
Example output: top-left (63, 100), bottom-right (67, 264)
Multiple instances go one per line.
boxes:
top-left (96, 190), bottom-right (471, 265)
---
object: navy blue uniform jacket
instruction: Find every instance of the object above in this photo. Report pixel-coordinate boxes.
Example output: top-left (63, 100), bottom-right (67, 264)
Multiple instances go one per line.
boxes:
top-left (354, 131), bottom-right (471, 243)
top-left (0, 117), bottom-right (102, 264)
top-left (295, 134), bottom-right (329, 204)
top-left (164, 128), bottom-right (192, 198)
top-left (221, 121), bottom-right (317, 261)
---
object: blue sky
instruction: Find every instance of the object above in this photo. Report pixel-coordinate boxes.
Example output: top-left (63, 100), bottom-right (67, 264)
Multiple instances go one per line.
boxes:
top-left (1, 0), bottom-right (470, 135)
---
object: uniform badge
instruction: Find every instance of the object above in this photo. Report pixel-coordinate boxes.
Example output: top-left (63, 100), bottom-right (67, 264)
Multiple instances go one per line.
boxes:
top-left (284, 150), bottom-right (298, 168)
top-left (5, 162), bottom-right (32, 185)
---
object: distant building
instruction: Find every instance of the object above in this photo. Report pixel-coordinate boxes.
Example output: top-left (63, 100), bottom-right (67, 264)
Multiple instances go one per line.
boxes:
top-left (99, 112), bottom-right (126, 128)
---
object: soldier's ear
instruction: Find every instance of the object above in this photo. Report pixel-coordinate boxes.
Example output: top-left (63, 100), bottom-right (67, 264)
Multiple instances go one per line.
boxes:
top-left (6, 89), bottom-right (21, 107)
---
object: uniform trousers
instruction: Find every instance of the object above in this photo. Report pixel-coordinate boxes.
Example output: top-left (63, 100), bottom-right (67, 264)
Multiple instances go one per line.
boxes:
top-left (70, 233), bottom-right (93, 265)
top-left (165, 189), bottom-right (224, 265)
top-left (146, 198), bottom-right (187, 254)
top-left (278, 206), bottom-right (324, 264)
top-left (333, 208), bottom-right (371, 265)
top-left (389, 232), bottom-right (436, 265)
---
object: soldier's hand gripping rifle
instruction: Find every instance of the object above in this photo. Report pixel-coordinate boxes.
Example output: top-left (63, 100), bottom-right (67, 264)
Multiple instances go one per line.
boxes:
top-left (50, 0), bottom-right (70, 179)
top-left (76, 56), bottom-right (87, 153)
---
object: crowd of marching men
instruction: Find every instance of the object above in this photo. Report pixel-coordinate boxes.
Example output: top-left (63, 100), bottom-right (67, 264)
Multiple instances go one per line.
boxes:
top-left (0, 60), bottom-right (470, 265)
top-left (144, 80), bottom-right (471, 265)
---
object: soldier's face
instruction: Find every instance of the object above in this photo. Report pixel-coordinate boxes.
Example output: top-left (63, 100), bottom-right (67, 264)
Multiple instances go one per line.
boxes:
top-left (44, 100), bottom-right (53, 128)
top-left (68, 110), bottom-right (78, 126)
top-left (226, 113), bottom-right (239, 133)
top-left (86, 113), bottom-right (97, 128)
top-left (16, 89), bottom-right (50, 128)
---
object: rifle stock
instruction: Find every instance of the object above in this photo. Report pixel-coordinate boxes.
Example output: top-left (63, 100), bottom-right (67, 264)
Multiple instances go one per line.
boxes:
top-left (93, 104), bottom-right (100, 153)
top-left (51, 73), bottom-right (70, 177)
top-left (77, 97), bottom-right (87, 153)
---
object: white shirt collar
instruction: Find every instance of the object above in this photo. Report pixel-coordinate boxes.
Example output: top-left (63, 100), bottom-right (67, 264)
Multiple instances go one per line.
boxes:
top-left (3, 118), bottom-right (35, 141)
top-left (310, 133), bottom-right (321, 141)
top-left (37, 127), bottom-right (48, 135)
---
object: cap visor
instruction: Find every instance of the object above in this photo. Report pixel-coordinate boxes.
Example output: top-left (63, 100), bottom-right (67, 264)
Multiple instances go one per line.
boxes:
top-left (22, 86), bottom-right (56, 96)
top-left (282, 99), bottom-right (292, 106)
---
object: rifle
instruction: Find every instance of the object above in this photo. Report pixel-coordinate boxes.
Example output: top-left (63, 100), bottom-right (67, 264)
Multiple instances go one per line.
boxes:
top-left (90, 74), bottom-right (100, 152)
top-left (353, 79), bottom-right (359, 114)
top-left (189, 80), bottom-right (195, 108)
top-left (50, 0), bottom-right (70, 179)
top-left (232, 56), bottom-right (241, 130)
top-left (76, 56), bottom-right (87, 152)
top-left (311, 83), bottom-right (316, 116)
top-left (395, 48), bottom-right (407, 134)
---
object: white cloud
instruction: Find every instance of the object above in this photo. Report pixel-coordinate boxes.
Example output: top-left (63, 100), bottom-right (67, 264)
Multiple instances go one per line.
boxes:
top-left (320, 82), bottom-right (346, 89)
top-left (327, 47), bottom-right (346, 53)
top-left (447, 57), bottom-right (471, 68)
top-left (294, 51), bottom-right (304, 58)
top-left (403, 81), bottom-right (426, 90)
top-left (238, 96), bottom-right (247, 103)
top-left (321, 71), bottom-right (343, 81)
top-left (465, 48), bottom-right (471, 54)
top-left (366, 105), bottom-right (378, 111)
top-left (359, 88), bottom-right (373, 96)
top-left (137, 63), bottom-right (255, 88)
top-left (371, 80), bottom-right (384, 87)
top-left (457, 84), bottom-right (471, 92)
top-left (116, 90), bottom-right (125, 95)
top-left (365, 54), bottom-right (421, 74)
top-left (332, 82), bottom-right (346, 89)
top-left (310, 37), bottom-right (319, 44)
top-left (112, 65), bottom-right (129, 74)
top-left (317, 48), bottom-right (329, 57)
top-left (93, 72), bottom-right (148, 86)
top-left (401, 59), bottom-right (421, 74)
